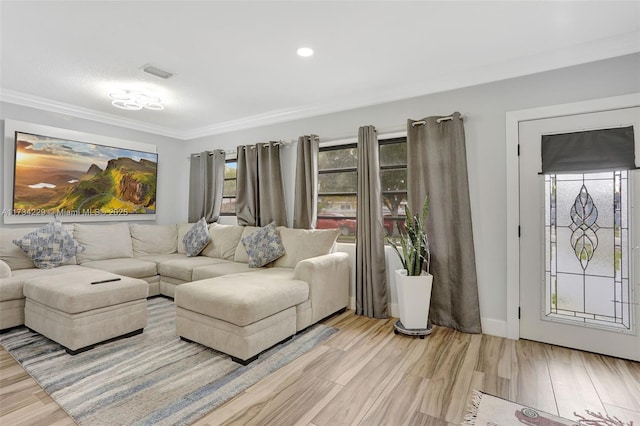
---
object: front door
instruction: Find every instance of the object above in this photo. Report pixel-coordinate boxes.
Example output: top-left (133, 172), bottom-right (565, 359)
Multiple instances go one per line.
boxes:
top-left (519, 106), bottom-right (640, 361)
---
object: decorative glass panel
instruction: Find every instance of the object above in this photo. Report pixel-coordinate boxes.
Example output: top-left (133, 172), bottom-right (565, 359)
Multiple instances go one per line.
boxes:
top-left (545, 171), bottom-right (631, 330)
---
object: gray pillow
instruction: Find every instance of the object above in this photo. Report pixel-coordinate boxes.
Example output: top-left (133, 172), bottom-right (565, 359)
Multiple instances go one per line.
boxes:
top-left (13, 218), bottom-right (84, 269)
top-left (182, 217), bottom-right (211, 257)
top-left (241, 222), bottom-right (285, 268)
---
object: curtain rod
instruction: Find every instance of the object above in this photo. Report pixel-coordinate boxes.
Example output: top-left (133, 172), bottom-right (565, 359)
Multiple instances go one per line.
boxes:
top-left (411, 115), bottom-right (462, 127)
top-left (186, 139), bottom-right (295, 159)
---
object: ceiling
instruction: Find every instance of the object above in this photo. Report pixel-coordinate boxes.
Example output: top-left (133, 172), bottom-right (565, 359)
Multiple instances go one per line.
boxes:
top-left (1, 1), bottom-right (639, 140)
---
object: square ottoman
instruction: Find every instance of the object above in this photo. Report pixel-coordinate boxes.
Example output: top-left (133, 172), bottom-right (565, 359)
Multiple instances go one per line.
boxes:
top-left (23, 269), bottom-right (148, 355)
top-left (175, 273), bottom-right (309, 364)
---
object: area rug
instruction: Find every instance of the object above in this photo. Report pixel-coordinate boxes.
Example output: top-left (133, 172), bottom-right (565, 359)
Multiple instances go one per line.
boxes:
top-left (0, 297), bottom-right (338, 426)
top-left (463, 391), bottom-right (634, 426)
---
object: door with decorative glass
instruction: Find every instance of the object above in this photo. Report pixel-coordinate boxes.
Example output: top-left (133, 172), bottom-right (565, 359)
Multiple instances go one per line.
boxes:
top-left (519, 107), bottom-right (640, 361)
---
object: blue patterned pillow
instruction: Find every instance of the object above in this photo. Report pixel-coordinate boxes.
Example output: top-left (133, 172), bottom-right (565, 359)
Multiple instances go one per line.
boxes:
top-left (12, 218), bottom-right (84, 269)
top-left (241, 223), bottom-right (285, 268)
top-left (182, 217), bottom-right (211, 257)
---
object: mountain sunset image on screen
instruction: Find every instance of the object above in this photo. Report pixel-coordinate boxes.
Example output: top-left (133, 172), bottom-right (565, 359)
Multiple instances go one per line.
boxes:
top-left (12, 132), bottom-right (158, 215)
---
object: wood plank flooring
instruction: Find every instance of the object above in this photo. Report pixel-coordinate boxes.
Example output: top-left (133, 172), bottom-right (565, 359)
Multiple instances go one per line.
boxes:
top-left (1, 310), bottom-right (639, 426)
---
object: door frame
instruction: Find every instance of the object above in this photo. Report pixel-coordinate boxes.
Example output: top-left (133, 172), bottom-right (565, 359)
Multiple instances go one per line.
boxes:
top-left (505, 92), bottom-right (640, 340)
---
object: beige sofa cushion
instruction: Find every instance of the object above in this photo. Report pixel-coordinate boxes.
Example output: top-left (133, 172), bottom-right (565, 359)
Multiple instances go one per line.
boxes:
top-left (136, 253), bottom-right (186, 265)
top-left (74, 223), bottom-right (133, 263)
top-left (192, 261), bottom-right (259, 281)
top-left (0, 265), bottom-right (85, 302)
top-left (1, 225), bottom-right (78, 270)
top-left (175, 271), bottom-right (308, 326)
top-left (0, 260), bottom-right (11, 279)
top-left (158, 256), bottom-right (227, 282)
top-left (201, 224), bottom-right (244, 260)
top-left (130, 224), bottom-right (178, 256)
top-left (233, 226), bottom-right (260, 263)
top-left (273, 228), bottom-right (341, 268)
top-left (81, 258), bottom-right (158, 279)
top-left (23, 269), bottom-right (148, 314)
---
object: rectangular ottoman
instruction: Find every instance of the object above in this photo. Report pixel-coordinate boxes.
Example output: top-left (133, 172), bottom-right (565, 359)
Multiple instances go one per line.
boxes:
top-left (23, 269), bottom-right (148, 355)
top-left (175, 272), bottom-right (309, 364)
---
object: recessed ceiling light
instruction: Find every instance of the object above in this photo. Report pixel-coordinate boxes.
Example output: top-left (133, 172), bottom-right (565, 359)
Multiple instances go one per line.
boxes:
top-left (297, 47), bottom-right (314, 57)
top-left (109, 90), bottom-right (164, 111)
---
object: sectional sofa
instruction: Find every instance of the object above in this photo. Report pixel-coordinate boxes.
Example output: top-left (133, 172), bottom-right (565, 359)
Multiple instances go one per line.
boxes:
top-left (0, 221), bottom-right (349, 363)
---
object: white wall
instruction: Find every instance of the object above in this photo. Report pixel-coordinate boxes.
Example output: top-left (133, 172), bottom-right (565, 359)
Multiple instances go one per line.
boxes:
top-left (185, 53), bottom-right (640, 335)
top-left (1, 54), bottom-right (638, 335)
top-left (0, 102), bottom-right (187, 226)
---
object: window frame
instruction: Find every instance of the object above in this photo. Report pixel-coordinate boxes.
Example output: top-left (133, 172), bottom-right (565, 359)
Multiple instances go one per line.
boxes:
top-left (316, 136), bottom-right (408, 240)
top-left (219, 157), bottom-right (237, 217)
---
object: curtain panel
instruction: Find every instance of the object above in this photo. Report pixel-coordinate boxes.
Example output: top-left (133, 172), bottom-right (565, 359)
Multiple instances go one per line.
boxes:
top-left (293, 135), bottom-right (319, 229)
top-left (355, 125), bottom-right (388, 319)
top-left (236, 142), bottom-right (287, 227)
top-left (187, 150), bottom-right (225, 223)
top-left (407, 112), bottom-right (481, 333)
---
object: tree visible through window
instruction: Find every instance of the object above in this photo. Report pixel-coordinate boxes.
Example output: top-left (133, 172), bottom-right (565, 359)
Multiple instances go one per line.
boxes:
top-left (316, 137), bottom-right (407, 241)
top-left (220, 159), bottom-right (236, 215)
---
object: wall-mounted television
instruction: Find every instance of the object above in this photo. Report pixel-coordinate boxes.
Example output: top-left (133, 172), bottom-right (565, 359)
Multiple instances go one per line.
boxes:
top-left (12, 131), bottom-right (158, 217)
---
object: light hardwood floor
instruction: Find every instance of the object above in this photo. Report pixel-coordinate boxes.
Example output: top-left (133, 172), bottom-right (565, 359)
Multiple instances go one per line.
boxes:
top-left (1, 310), bottom-right (639, 426)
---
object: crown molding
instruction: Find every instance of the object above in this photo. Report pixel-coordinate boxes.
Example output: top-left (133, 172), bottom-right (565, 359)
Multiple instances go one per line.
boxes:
top-left (0, 89), bottom-right (183, 139)
top-left (2, 32), bottom-right (638, 141)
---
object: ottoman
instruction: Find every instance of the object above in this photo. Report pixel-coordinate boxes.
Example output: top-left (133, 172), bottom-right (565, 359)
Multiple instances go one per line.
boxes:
top-left (23, 269), bottom-right (148, 355)
top-left (175, 272), bottom-right (309, 364)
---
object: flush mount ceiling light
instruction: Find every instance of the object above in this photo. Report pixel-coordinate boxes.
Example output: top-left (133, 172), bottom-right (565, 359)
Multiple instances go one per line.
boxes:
top-left (109, 90), bottom-right (164, 111)
top-left (296, 47), bottom-right (314, 57)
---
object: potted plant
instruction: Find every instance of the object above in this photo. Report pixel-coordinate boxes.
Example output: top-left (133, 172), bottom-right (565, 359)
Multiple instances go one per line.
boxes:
top-left (388, 195), bottom-right (433, 330)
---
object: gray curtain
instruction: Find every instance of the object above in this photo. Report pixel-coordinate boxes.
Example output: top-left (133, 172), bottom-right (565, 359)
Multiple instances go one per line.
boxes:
top-left (407, 112), bottom-right (481, 333)
top-left (356, 125), bottom-right (388, 318)
top-left (188, 150), bottom-right (225, 223)
top-left (236, 142), bottom-right (287, 227)
top-left (293, 135), bottom-right (319, 229)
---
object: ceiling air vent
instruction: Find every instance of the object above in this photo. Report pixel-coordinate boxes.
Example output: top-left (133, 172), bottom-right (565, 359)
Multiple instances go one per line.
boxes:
top-left (142, 65), bottom-right (173, 80)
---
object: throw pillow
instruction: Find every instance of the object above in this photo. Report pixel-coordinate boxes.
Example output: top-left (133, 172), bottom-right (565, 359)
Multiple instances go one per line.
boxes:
top-left (182, 217), bottom-right (211, 257)
top-left (12, 218), bottom-right (84, 269)
top-left (241, 222), bottom-right (285, 268)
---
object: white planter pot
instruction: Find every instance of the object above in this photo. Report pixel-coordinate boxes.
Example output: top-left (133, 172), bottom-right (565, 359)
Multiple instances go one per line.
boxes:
top-left (395, 269), bottom-right (433, 330)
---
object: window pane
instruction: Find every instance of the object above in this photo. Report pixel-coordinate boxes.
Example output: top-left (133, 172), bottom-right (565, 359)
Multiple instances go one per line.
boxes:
top-left (318, 147), bottom-right (357, 169)
top-left (545, 171), bottom-right (631, 330)
top-left (318, 195), bottom-right (356, 217)
top-left (381, 169), bottom-right (407, 191)
top-left (225, 162), bottom-right (237, 179)
top-left (223, 179), bottom-right (236, 197)
top-left (380, 142), bottom-right (406, 167)
top-left (220, 198), bottom-right (235, 214)
top-left (316, 216), bottom-right (357, 237)
top-left (319, 171), bottom-right (357, 193)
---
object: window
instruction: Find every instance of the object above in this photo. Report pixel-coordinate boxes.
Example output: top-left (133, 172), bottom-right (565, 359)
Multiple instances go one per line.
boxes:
top-left (220, 159), bottom-right (237, 216)
top-left (316, 137), bottom-right (407, 241)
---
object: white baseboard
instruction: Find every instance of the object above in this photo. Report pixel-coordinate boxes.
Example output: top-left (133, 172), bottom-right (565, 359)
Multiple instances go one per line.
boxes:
top-left (349, 298), bottom-right (509, 339)
top-left (481, 318), bottom-right (508, 338)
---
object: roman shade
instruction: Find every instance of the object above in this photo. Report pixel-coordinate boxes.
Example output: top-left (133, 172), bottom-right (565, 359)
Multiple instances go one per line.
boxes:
top-left (541, 126), bottom-right (636, 174)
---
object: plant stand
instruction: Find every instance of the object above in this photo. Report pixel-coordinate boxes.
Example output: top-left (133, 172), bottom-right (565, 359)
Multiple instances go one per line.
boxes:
top-left (393, 320), bottom-right (433, 339)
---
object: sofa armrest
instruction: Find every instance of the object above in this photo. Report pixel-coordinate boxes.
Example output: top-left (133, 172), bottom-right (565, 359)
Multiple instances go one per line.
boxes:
top-left (0, 260), bottom-right (11, 279)
top-left (294, 252), bottom-right (349, 323)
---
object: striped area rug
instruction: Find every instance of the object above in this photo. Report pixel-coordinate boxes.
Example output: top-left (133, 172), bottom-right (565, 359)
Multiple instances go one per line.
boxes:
top-left (0, 297), bottom-right (338, 425)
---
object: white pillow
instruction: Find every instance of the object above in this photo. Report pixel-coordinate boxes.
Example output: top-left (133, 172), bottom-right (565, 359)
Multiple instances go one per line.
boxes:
top-left (74, 223), bottom-right (133, 263)
top-left (274, 227), bottom-right (341, 268)
top-left (201, 223), bottom-right (244, 260)
top-left (130, 224), bottom-right (178, 256)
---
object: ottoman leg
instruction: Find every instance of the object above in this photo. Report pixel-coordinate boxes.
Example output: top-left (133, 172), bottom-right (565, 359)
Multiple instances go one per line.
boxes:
top-left (231, 354), bottom-right (258, 366)
top-left (65, 328), bottom-right (144, 355)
